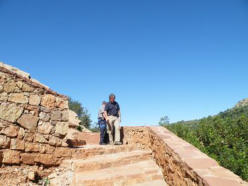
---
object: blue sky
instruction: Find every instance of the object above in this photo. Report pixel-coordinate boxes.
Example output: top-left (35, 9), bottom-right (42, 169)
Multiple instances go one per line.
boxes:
top-left (1, 0), bottom-right (248, 126)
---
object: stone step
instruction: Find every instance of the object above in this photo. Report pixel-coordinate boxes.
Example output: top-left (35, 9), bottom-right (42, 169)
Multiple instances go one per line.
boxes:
top-left (72, 144), bottom-right (139, 159)
top-left (72, 159), bottom-right (166, 186)
top-left (133, 179), bottom-right (168, 186)
top-left (73, 150), bottom-right (152, 172)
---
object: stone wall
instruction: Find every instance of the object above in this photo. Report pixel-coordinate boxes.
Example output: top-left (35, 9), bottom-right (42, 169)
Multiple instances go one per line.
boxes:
top-left (0, 62), bottom-right (79, 167)
top-left (123, 126), bottom-right (248, 186)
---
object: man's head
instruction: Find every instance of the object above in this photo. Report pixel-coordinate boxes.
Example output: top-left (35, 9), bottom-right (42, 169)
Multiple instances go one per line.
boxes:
top-left (109, 93), bottom-right (116, 103)
top-left (102, 101), bottom-right (107, 106)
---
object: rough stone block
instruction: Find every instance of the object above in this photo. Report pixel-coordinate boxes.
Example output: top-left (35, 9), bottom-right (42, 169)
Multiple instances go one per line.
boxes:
top-left (17, 114), bottom-right (39, 131)
top-left (8, 93), bottom-right (28, 104)
top-left (39, 112), bottom-right (50, 121)
top-left (35, 154), bottom-right (58, 166)
top-left (0, 135), bottom-right (10, 148)
top-left (0, 125), bottom-right (19, 137)
top-left (21, 153), bottom-right (37, 165)
top-left (0, 103), bottom-right (23, 122)
top-left (25, 142), bottom-right (40, 152)
top-left (51, 110), bottom-right (62, 121)
top-left (55, 122), bottom-right (69, 137)
top-left (38, 121), bottom-right (53, 134)
top-left (10, 139), bottom-right (25, 150)
top-left (2, 150), bottom-right (21, 164)
top-left (29, 94), bottom-right (41, 105)
top-left (41, 94), bottom-right (56, 109)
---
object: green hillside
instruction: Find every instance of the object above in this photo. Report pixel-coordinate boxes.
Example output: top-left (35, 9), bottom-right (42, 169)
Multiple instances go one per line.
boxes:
top-left (165, 104), bottom-right (248, 180)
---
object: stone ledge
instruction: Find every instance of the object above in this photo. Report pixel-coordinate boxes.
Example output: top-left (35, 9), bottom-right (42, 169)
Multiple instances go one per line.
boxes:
top-left (0, 62), bottom-right (66, 98)
top-left (122, 126), bottom-right (248, 186)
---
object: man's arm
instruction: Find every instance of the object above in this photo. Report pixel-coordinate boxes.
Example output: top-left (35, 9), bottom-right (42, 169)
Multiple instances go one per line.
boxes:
top-left (118, 110), bottom-right (121, 122)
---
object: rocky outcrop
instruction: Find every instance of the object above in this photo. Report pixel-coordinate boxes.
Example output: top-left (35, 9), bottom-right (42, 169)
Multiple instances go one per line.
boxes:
top-left (0, 62), bottom-right (88, 167)
top-left (235, 98), bottom-right (248, 108)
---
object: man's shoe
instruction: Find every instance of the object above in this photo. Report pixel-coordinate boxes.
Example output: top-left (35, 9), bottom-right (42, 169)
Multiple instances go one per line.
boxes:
top-left (114, 141), bottom-right (122, 145)
top-left (99, 142), bottom-right (107, 145)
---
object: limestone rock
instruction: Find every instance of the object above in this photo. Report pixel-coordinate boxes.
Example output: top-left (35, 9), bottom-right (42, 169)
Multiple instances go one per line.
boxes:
top-left (0, 134), bottom-right (10, 148)
top-left (28, 171), bottom-right (37, 181)
top-left (10, 139), bottom-right (25, 150)
top-left (17, 127), bottom-right (25, 139)
top-left (3, 80), bottom-right (20, 93)
top-left (0, 92), bottom-right (8, 101)
top-left (65, 128), bottom-right (86, 147)
top-left (51, 110), bottom-right (62, 121)
top-left (25, 142), bottom-right (40, 152)
top-left (34, 133), bottom-right (48, 143)
top-left (48, 136), bottom-right (62, 146)
top-left (68, 110), bottom-right (81, 128)
top-left (22, 83), bottom-right (34, 92)
top-left (39, 112), bottom-right (50, 121)
top-left (56, 97), bottom-right (69, 109)
top-left (61, 110), bottom-right (69, 121)
top-left (2, 150), bottom-right (21, 164)
top-left (29, 94), bottom-right (41, 105)
top-left (35, 154), bottom-right (58, 166)
top-left (17, 114), bottom-right (39, 131)
top-left (8, 93), bottom-right (28, 104)
top-left (38, 121), bottom-right (53, 134)
top-left (0, 62), bottom-right (30, 79)
top-left (39, 144), bottom-right (55, 154)
top-left (21, 153), bottom-right (37, 165)
top-left (1, 125), bottom-right (19, 137)
top-left (55, 122), bottom-right (69, 137)
top-left (41, 94), bottom-right (56, 109)
top-left (0, 103), bottom-right (23, 122)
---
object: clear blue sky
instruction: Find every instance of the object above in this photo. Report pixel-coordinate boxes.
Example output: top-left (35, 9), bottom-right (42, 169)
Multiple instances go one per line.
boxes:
top-left (1, 0), bottom-right (248, 126)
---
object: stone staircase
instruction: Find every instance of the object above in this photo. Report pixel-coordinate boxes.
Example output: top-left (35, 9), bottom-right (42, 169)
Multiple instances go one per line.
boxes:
top-left (50, 144), bottom-right (167, 186)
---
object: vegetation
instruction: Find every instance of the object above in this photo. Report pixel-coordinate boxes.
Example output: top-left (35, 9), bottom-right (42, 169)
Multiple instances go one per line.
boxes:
top-left (68, 97), bottom-right (92, 129)
top-left (158, 115), bottom-right (170, 126)
top-left (164, 105), bottom-right (248, 181)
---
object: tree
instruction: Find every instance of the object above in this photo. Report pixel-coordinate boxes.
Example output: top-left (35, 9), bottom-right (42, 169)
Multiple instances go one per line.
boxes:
top-left (68, 97), bottom-right (91, 129)
top-left (159, 115), bottom-right (170, 126)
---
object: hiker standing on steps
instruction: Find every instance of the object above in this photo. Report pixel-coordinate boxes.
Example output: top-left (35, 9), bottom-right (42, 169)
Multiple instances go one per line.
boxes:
top-left (104, 93), bottom-right (122, 145)
top-left (98, 101), bottom-right (107, 145)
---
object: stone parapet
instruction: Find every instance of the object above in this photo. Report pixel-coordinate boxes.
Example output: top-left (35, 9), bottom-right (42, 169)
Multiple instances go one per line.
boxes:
top-left (122, 126), bottom-right (248, 186)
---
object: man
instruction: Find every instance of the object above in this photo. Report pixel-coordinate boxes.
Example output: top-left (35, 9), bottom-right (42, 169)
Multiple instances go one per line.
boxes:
top-left (98, 101), bottom-right (107, 145)
top-left (104, 93), bottom-right (122, 145)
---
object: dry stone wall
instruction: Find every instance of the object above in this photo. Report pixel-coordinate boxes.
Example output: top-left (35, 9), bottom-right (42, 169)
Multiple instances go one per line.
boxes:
top-left (123, 126), bottom-right (248, 186)
top-left (0, 62), bottom-right (79, 167)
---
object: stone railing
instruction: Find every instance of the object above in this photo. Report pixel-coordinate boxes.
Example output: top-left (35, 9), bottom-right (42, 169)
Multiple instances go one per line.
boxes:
top-left (122, 126), bottom-right (248, 186)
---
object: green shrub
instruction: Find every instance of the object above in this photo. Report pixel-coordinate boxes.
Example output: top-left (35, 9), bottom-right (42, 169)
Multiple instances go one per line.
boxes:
top-left (165, 106), bottom-right (248, 181)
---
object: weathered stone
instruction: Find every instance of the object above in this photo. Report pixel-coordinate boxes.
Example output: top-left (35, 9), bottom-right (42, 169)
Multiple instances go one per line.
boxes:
top-left (24, 132), bottom-right (34, 142)
top-left (22, 83), bottom-right (34, 92)
top-left (1, 125), bottom-right (19, 137)
top-left (17, 114), bottom-right (39, 131)
top-left (10, 139), bottom-right (25, 150)
top-left (54, 147), bottom-right (72, 158)
top-left (48, 136), bottom-right (62, 146)
top-left (34, 133), bottom-right (48, 143)
top-left (0, 103), bottom-right (23, 122)
top-left (35, 154), bottom-right (58, 166)
top-left (65, 129), bottom-right (86, 147)
top-left (56, 97), bottom-right (68, 109)
top-left (17, 127), bottom-right (25, 139)
top-left (8, 93), bottom-right (28, 104)
top-left (61, 110), bottom-right (69, 121)
top-left (38, 121), bottom-right (53, 134)
top-left (3, 80), bottom-right (20, 93)
top-left (2, 150), bottom-right (20, 164)
top-left (68, 110), bottom-right (81, 128)
top-left (41, 94), bottom-right (56, 109)
top-left (0, 92), bottom-right (8, 101)
top-left (25, 142), bottom-right (40, 152)
top-left (25, 105), bottom-right (39, 116)
top-left (55, 122), bottom-right (69, 137)
top-left (29, 94), bottom-right (41, 105)
top-left (21, 153), bottom-right (37, 165)
top-left (0, 134), bottom-right (10, 148)
top-left (39, 144), bottom-right (55, 154)
top-left (39, 112), bottom-right (50, 121)
top-left (28, 171), bottom-right (37, 181)
top-left (51, 110), bottom-right (62, 121)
